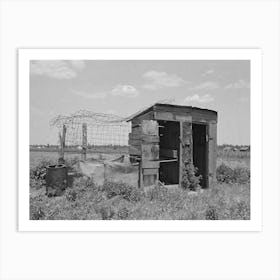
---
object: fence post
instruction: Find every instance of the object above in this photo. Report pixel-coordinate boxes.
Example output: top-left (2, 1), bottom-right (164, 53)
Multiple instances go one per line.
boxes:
top-left (139, 159), bottom-right (143, 188)
top-left (58, 124), bottom-right (66, 164)
top-left (82, 123), bottom-right (87, 161)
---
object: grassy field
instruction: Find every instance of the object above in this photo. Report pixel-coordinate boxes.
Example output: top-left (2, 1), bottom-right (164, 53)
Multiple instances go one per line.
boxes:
top-left (30, 151), bottom-right (250, 220)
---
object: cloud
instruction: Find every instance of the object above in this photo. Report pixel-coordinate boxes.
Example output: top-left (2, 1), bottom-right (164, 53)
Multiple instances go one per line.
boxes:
top-left (142, 70), bottom-right (187, 90)
top-left (111, 84), bottom-right (139, 97)
top-left (72, 84), bottom-right (139, 99)
top-left (225, 79), bottom-right (250, 89)
top-left (30, 60), bottom-right (85, 79)
top-left (184, 94), bottom-right (214, 104)
top-left (190, 81), bottom-right (220, 91)
top-left (72, 90), bottom-right (108, 99)
top-left (201, 69), bottom-right (215, 76)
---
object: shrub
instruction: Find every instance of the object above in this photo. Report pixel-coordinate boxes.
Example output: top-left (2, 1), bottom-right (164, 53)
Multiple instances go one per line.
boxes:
top-left (101, 180), bottom-right (142, 202)
top-left (233, 167), bottom-right (250, 184)
top-left (216, 163), bottom-right (234, 183)
top-left (30, 205), bottom-right (45, 220)
top-left (101, 180), bottom-right (128, 199)
top-left (205, 206), bottom-right (219, 220)
top-left (117, 207), bottom-right (130, 219)
top-left (181, 162), bottom-right (202, 191)
top-left (216, 163), bottom-right (250, 184)
top-left (30, 159), bottom-right (53, 188)
top-left (85, 177), bottom-right (97, 189)
top-left (127, 187), bottom-right (143, 203)
top-left (97, 205), bottom-right (115, 220)
top-left (66, 189), bottom-right (77, 202)
top-left (230, 201), bottom-right (250, 220)
top-left (146, 184), bottom-right (168, 201)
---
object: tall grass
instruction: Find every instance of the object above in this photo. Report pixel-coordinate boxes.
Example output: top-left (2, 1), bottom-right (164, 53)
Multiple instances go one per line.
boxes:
top-left (30, 154), bottom-right (250, 220)
top-left (30, 179), bottom-right (250, 221)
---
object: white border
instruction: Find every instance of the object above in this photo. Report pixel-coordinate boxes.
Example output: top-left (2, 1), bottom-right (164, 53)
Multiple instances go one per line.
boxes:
top-left (18, 48), bottom-right (262, 232)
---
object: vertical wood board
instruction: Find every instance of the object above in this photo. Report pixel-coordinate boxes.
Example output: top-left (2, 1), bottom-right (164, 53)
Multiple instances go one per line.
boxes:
top-left (208, 122), bottom-right (217, 188)
top-left (179, 121), bottom-right (193, 185)
top-left (141, 120), bottom-right (159, 186)
top-left (142, 120), bottom-right (158, 135)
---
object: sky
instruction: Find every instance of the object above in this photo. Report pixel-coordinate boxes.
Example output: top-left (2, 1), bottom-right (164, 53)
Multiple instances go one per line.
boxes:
top-left (30, 60), bottom-right (250, 145)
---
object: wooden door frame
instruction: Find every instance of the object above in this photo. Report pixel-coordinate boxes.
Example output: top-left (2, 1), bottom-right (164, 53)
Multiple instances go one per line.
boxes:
top-left (179, 121), bottom-right (209, 188)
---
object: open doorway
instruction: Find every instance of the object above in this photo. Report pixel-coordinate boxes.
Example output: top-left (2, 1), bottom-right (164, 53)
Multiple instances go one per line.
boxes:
top-left (158, 120), bottom-right (180, 185)
top-left (192, 123), bottom-right (208, 188)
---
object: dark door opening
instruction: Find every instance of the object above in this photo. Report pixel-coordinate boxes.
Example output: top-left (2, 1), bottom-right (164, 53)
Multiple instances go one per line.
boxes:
top-left (158, 120), bottom-right (180, 185)
top-left (192, 123), bottom-right (208, 188)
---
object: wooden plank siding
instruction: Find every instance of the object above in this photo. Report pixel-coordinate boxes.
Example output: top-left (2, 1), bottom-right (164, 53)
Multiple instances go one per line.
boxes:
top-left (130, 111), bottom-right (154, 125)
top-left (154, 111), bottom-right (193, 122)
top-left (127, 103), bottom-right (217, 123)
top-left (129, 145), bottom-right (141, 156)
top-left (141, 120), bottom-right (159, 187)
top-left (154, 104), bottom-right (192, 115)
top-left (192, 111), bottom-right (217, 123)
top-left (129, 133), bottom-right (159, 142)
top-left (143, 168), bottom-right (158, 175)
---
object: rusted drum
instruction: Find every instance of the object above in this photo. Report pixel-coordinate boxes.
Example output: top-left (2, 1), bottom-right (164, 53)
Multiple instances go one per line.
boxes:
top-left (45, 164), bottom-right (68, 197)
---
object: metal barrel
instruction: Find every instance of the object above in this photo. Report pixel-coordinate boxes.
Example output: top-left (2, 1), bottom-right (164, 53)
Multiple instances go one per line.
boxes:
top-left (45, 164), bottom-right (68, 197)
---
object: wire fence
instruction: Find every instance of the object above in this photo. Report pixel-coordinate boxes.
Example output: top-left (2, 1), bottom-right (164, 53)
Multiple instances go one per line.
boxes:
top-left (50, 110), bottom-right (131, 148)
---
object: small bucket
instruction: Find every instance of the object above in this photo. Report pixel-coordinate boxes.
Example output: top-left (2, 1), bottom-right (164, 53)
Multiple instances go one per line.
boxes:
top-left (45, 164), bottom-right (68, 197)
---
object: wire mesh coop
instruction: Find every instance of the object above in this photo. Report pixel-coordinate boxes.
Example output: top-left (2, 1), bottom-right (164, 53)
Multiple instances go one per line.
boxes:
top-left (50, 110), bottom-right (131, 160)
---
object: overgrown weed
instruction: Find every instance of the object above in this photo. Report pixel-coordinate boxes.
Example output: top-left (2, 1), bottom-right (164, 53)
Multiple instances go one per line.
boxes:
top-left (30, 159), bottom-right (250, 220)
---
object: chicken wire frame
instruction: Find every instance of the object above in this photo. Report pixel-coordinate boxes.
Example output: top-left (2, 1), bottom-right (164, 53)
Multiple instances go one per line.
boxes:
top-left (50, 110), bottom-right (132, 161)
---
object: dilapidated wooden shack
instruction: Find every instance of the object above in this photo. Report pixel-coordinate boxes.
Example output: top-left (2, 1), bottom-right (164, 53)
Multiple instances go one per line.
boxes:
top-left (127, 103), bottom-right (218, 188)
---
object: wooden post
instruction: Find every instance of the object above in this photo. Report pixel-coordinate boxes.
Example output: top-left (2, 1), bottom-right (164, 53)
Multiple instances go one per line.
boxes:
top-left (140, 120), bottom-right (159, 187)
top-left (207, 122), bottom-right (217, 188)
top-left (138, 159), bottom-right (143, 188)
top-left (179, 121), bottom-right (192, 186)
top-left (82, 123), bottom-right (87, 161)
top-left (58, 125), bottom-right (66, 164)
top-left (179, 121), bottom-right (183, 186)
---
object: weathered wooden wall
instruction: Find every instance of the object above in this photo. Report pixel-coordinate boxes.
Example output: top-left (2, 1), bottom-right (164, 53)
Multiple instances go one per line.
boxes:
top-left (129, 120), bottom-right (159, 187)
top-left (128, 104), bottom-right (217, 188)
top-left (207, 122), bottom-right (217, 187)
top-left (141, 120), bottom-right (159, 187)
top-left (153, 104), bottom-right (216, 123)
